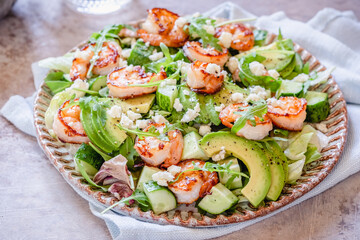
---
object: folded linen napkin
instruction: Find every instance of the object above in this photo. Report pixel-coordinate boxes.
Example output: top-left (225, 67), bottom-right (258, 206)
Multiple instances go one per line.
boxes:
top-left (2, 2), bottom-right (360, 239)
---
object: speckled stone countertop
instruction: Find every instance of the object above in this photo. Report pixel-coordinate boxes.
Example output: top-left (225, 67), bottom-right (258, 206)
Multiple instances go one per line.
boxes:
top-left (1, 0), bottom-right (360, 239)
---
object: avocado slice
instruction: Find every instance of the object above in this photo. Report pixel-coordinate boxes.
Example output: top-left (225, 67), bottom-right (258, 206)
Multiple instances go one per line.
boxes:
top-left (260, 146), bottom-right (285, 201)
top-left (199, 132), bottom-right (271, 207)
top-left (268, 141), bottom-right (288, 182)
top-left (256, 50), bottom-right (295, 72)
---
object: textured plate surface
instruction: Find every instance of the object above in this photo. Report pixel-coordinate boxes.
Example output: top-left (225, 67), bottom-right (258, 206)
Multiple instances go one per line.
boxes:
top-left (33, 32), bottom-right (348, 227)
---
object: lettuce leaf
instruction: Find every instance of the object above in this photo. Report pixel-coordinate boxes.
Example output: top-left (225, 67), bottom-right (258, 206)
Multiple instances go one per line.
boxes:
top-left (38, 52), bottom-right (74, 73)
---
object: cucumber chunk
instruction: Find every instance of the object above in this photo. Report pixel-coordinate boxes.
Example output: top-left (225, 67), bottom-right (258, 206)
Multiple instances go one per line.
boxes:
top-left (137, 166), bottom-right (161, 191)
top-left (181, 132), bottom-right (209, 160)
top-left (217, 157), bottom-right (243, 190)
top-left (276, 80), bottom-right (303, 98)
top-left (89, 76), bottom-right (107, 91)
top-left (156, 84), bottom-right (178, 112)
top-left (143, 181), bottom-right (177, 214)
top-left (305, 91), bottom-right (330, 123)
top-left (74, 143), bottom-right (104, 176)
top-left (198, 183), bottom-right (238, 214)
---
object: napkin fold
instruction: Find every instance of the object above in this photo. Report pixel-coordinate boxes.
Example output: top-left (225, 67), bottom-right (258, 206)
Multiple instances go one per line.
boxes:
top-left (2, 2), bottom-right (360, 240)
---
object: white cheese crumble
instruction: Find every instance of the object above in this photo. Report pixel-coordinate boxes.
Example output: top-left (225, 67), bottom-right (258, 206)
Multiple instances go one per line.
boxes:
top-left (167, 165), bottom-right (182, 176)
top-left (249, 61), bottom-right (267, 76)
top-left (181, 103), bottom-right (201, 123)
top-left (214, 103), bottom-right (225, 112)
top-left (145, 41), bottom-right (150, 47)
top-left (160, 78), bottom-right (177, 87)
top-left (120, 113), bottom-right (135, 129)
top-left (293, 73), bottom-right (309, 83)
top-left (152, 171), bottom-right (174, 186)
top-left (149, 50), bottom-right (164, 61)
top-left (107, 105), bottom-right (122, 119)
top-left (178, 61), bottom-right (191, 76)
top-left (65, 79), bottom-right (89, 98)
top-left (175, 17), bottom-right (187, 29)
top-left (219, 32), bottom-right (233, 48)
top-left (205, 63), bottom-right (221, 76)
top-left (153, 113), bottom-right (168, 124)
top-left (126, 65), bottom-right (134, 72)
top-left (226, 57), bottom-right (239, 74)
top-left (246, 86), bottom-right (269, 102)
top-left (183, 89), bottom-right (190, 96)
top-left (212, 146), bottom-right (226, 161)
top-left (118, 58), bottom-right (128, 68)
top-left (199, 124), bottom-right (211, 136)
top-left (268, 69), bottom-right (280, 79)
top-left (126, 110), bottom-right (142, 121)
top-left (231, 92), bottom-right (245, 103)
top-left (173, 98), bottom-right (183, 112)
top-left (202, 24), bottom-right (215, 35)
top-left (135, 119), bottom-right (149, 129)
top-left (121, 49), bottom-right (132, 59)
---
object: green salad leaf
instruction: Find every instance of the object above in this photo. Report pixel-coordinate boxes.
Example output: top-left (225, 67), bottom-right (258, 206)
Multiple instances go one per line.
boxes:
top-left (119, 137), bottom-right (139, 170)
top-left (38, 52), bottom-right (75, 74)
top-left (127, 39), bottom-right (158, 66)
top-left (44, 72), bottom-right (73, 95)
top-left (185, 15), bottom-right (222, 51)
top-left (253, 29), bottom-right (268, 46)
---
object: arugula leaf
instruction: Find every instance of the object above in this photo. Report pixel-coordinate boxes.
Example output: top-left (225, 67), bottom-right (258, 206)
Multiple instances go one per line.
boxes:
top-left (119, 137), bottom-right (139, 170)
top-left (253, 30), bottom-right (268, 46)
top-left (171, 161), bottom-right (249, 183)
top-left (101, 189), bottom-right (151, 214)
top-left (127, 39), bottom-right (158, 66)
top-left (185, 16), bottom-right (222, 51)
top-left (231, 100), bottom-right (268, 134)
top-left (238, 53), bottom-right (281, 92)
top-left (273, 128), bottom-right (289, 137)
top-left (44, 72), bottom-right (73, 94)
top-left (278, 29), bottom-right (283, 40)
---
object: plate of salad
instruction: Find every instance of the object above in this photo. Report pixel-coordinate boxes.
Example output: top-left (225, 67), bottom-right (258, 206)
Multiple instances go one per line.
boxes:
top-left (34, 8), bottom-right (348, 226)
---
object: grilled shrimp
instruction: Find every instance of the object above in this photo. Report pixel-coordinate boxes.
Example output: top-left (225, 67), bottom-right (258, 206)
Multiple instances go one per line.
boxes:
top-left (215, 23), bottom-right (254, 51)
top-left (107, 66), bottom-right (167, 99)
top-left (219, 103), bottom-right (273, 140)
top-left (186, 61), bottom-right (224, 94)
top-left (267, 97), bottom-right (307, 131)
top-left (70, 41), bottom-right (122, 81)
top-left (137, 8), bottom-right (188, 47)
top-left (183, 41), bottom-right (229, 66)
top-left (134, 123), bottom-right (184, 168)
top-left (168, 160), bottom-right (219, 204)
top-left (53, 99), bottom-right (89, 144)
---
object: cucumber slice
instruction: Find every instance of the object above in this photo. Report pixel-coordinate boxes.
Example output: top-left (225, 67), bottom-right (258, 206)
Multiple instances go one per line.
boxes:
top-left (305, 91), bottom-right (330, 123)
top-left (156, 84), bottom-right (178, 112)
top-left (181, 132), bottom-right (209, 160)
top-left (74, 143), bottom-right (104, 176)
top-left (89, 76), bottom-right (107, 91)
top-left (217, 157), bottom-right (243, 190)
top-left (137, 166), bottom-right (161, 191)
top-left (198, 183), bottom-right (238, 214)
top-left (143, 181), bottom-right (177, 214)
top-left (276, 80), bottom-right (303, 98)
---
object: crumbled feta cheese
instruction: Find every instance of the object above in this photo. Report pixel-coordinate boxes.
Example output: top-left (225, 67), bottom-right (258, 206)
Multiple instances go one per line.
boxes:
top-left (167, 165), bottom-right (182, 176)
top-left (181, 103), bottom-right (201, 123)
top-left (231, 92), bottom-right (245, 103)
top-left (247, 86), bottom-right (269, 101)
top-left (173, 98), bottom-right (183, 112)
top-left (183, 89), bottom-right (190, 96)
top-left (205, 63), bottom-right (221, 76)
top-left (153, 113), bottom-right (168, 124)
top-left (202, 24), bottom-right (215, 35)
top-left (212, 146), bottom-right (226, 161)
top-left (246, 93), bottom-right (262, 102)
top-left (107, 105), bottom-right (122, 119)
top-left (199, 124), bottom-right (211, 136)
top-left (65, 79), bottom-right (89, 98)
top-left (219, 32), bottom-right (233, 48)
top-left (149, 110), bottom-right (155, 116)
top-left (214, 104), bottom-right (225, 112)
top-left (152, 171), bottom-right (174, 186)
top-left (120, 113), bottom-right (135, 129)
top-left (121, 49), bottom-right (132, 59)
top-left (175, 17), bottom-right (187, 29)
top-left (226, 57), bottom-right (239, 74)
top-left (126, 65), bottom-right (134, 72)
top-left (205, 19), bottom-right (212, 25)
top-left (249, 61), bottom-right (267, 76)
top-left (268, 69), bottom-right (280, 79)
top-left (118, 58), bottom-right (128, 68)
top-left (178, 61), bottom-right (191, 76)
top-left (149, 51), bottom-right (164, 61)
top-left (160, 78), bottom-right (177, 87)
top-left (135, 119), bottom-right (149, 129)
top-left (127, 110), bottom-right (142, 121)
top-left (293, 73), bottom-right (309, 83)
top-left (145, 41), bottom-right (150, 47)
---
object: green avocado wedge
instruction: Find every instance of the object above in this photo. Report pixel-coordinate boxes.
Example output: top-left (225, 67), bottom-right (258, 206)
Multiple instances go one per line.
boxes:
top-left (260, 146), bottom-right (285, 201)
top-left (199, 132), bottom-right (271, 207)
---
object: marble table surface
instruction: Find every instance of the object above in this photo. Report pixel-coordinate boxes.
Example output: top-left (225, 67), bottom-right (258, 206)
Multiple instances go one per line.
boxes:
top-left (1, 0), bottom-right (360, 239)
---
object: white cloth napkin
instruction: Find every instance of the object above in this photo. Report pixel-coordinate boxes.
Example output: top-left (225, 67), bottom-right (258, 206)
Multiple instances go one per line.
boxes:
top-left (2, 2), bottom-right (360, 239)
